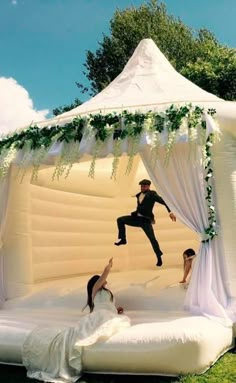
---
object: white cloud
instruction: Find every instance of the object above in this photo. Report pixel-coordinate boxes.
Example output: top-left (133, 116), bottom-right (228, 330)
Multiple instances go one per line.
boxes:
top-left (0, 77), bottom-right (49, 135)
top-left (11, 0), bottom-right (17, 5)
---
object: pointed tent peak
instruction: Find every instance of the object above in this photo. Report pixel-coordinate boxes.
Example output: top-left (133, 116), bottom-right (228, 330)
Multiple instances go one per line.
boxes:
top-left (57, 38), bottom-right (221, 120)
top-left (123, 38), bottom-right (177, 74)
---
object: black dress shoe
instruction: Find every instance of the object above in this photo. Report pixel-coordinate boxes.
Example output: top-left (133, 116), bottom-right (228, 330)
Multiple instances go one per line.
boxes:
top-left (156, 254), bottom-right (163, 267)
top-left (114, 239), bottom-right (127, 246)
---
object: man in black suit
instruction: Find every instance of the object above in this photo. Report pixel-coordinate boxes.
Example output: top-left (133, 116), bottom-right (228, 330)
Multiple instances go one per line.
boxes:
top-left (114, 179), bottom-right (176, 266)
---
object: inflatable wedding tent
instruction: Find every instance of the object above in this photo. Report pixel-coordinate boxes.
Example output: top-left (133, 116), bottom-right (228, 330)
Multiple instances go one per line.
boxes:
top-left (0, 39), bottom-right (235, 379)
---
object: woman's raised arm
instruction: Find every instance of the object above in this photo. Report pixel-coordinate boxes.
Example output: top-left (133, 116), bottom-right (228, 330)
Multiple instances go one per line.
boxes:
top-left (92, 258), bottom-right (113, 299)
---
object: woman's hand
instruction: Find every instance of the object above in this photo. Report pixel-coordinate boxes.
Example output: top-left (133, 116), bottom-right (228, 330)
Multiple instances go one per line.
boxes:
top-left (117, 306), bottom-right (124, 314)
top-left (169, 212), bottom-right (176, 222)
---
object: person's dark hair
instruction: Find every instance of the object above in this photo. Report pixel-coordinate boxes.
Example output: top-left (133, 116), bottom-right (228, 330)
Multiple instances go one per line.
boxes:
top-left (85, 274), bottom-right (113, 313)
top-left (183, 248), bottom-right (196, 258)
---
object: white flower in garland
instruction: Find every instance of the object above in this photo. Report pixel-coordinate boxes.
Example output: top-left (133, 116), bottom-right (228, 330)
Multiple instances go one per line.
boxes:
top-left (88, 140), bottom-right (103, 179)
top-left (111, 139), bottom-right (122, 180)
top-left (105, 123), bottom-right (113, 132)
top-left (143, 114), bottom-right (154, 131)
top-left (206, 141), bottom-right (213, 147)
top-left (199, 126), bottom-right (207, 147)
top-left (16, 140), bottom-right (34, 182)
top-left (188, 126), bottom-right (198, 143)
top-left (0, 145), bottom-right (17, 179)
top-left (83, 118), bottom-right (93, 138)
top-left (31, 145), bottom-right (49, 182)
top-left (178, 117), bottom-right (188, 136)
top-left (53, 141), bottom-right (81, 181)
top-left (126, 135), bottom-right (139, 175)
top-left (165, 130), bottom-right (177, 165)
top-left (64, 141), bottom-right (81, 179)
top-left (150, 131), bottom-right (162, 168)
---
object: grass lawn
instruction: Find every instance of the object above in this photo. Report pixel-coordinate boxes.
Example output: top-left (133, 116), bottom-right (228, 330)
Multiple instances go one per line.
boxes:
top-left (0, 348), bottom-right (235, 383)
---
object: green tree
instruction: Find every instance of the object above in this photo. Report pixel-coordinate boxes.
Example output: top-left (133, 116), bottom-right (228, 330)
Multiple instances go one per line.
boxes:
top-left (181, 29), bottom-right (236, 100)
top-left (82, 0), bottom-right (236, 100)
top-left (52, 98), bottom-right (82, 116)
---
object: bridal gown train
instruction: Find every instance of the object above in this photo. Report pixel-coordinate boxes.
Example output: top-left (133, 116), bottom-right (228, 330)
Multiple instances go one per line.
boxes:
top-left (22, 289), bottom-right (130, 383)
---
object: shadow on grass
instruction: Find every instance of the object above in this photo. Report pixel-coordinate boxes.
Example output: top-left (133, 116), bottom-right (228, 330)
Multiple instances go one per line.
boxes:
top-left (78, 374), bottom-right (179, 383)
top-left (0, 364), bottom-right (180, 383)
top-left (1, 346), bottom-right (235, 383)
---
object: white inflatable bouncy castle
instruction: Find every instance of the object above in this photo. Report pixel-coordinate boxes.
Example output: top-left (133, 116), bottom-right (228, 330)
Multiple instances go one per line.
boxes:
top-left (0, 39), bottom-right (235, 379)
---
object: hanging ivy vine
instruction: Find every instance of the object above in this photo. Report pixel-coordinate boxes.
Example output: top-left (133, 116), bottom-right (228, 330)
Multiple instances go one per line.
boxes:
top-left (202, 133), bottom-right (217, 242)
top-left (0, 104), bottom-right (218, 241)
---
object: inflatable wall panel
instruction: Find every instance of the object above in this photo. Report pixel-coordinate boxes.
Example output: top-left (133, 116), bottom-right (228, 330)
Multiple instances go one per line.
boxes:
top-left (3, 159), bottom-right (198, 298)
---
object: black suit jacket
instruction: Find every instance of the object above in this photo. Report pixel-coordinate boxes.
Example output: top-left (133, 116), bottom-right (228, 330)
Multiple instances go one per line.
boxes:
top-left (134, 190), bottom-right (171, 222)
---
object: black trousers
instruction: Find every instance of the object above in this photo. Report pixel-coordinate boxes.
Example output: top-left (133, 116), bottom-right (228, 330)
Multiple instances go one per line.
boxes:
top-left (117, 215), bottom-right (162, 259)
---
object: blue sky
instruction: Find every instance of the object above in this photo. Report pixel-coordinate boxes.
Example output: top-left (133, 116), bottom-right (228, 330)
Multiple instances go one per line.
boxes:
top-left (0, 0), bottom-right (236, 124)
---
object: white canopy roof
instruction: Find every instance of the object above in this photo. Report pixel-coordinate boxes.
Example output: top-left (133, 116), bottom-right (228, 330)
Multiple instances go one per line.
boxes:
top-left (60, 38), bottom-right (221, 118)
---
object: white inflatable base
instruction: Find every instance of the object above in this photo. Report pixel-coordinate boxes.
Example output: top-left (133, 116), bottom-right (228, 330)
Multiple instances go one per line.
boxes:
top-left (0, 271), bottom-right (234, 376)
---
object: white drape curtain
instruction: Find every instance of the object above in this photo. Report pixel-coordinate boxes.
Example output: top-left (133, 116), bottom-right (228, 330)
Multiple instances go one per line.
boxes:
top-left (0, 171), bottom-right (11, 307)
top-left (141, 143), bottom-right (231, 325)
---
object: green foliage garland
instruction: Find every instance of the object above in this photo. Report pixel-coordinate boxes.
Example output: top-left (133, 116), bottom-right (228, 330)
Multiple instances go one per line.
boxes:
top-left (202, 133), bottom-right (217, 242)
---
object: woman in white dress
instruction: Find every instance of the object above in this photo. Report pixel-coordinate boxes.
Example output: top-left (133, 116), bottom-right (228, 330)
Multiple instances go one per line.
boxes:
top-left (85, 257), bottom-right (124, 315)
top-left (23, 258), bottom-right (130, 383)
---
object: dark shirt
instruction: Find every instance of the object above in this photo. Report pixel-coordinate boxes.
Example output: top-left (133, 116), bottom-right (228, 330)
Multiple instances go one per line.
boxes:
top-left (135, 190), bottom-right (171, 222)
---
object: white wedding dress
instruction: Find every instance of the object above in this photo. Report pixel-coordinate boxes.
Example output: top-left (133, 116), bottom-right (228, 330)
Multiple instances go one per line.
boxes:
top-left (22, 289), bottom-right (130, 383)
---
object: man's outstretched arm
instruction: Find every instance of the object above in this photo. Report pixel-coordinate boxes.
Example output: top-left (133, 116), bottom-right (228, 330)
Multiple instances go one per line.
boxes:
top-left (153, 191), bottom-right (176, 222)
